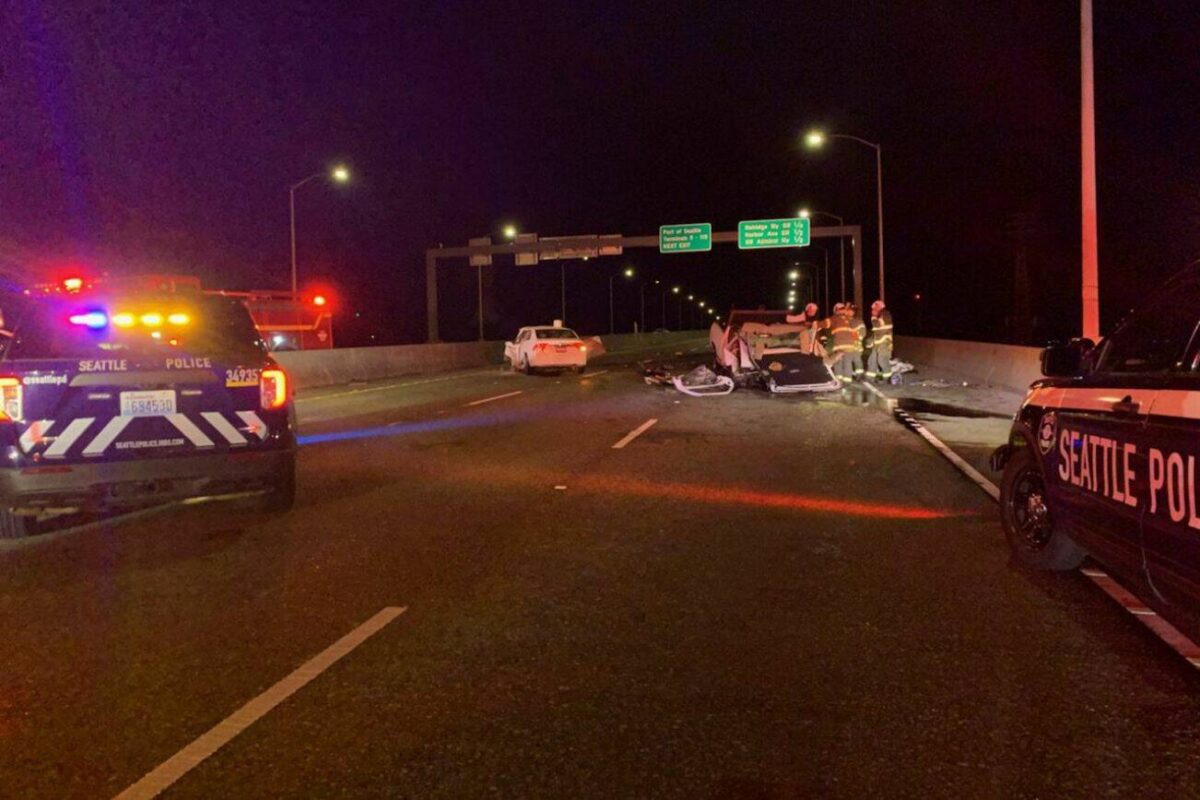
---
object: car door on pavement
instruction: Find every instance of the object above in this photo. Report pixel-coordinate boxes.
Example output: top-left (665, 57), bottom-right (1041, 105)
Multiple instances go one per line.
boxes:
top-left (1041, 290), bottom-right (1199, 577)
top-left (1137, 283), bottom-right (1200, 605)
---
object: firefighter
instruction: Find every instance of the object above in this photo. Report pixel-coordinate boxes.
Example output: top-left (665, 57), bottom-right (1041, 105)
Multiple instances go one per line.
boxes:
top-left (798, 302), bottom-right (822, 355)
top-left (845, 302), bottom-right (867, 380)
top-left (868, 299), bottom-right (894, 381)
top-left (829, 303), bottom-right (860, 382)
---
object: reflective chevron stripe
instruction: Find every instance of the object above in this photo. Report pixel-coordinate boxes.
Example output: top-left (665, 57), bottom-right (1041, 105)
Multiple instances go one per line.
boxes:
top-left (19, 420), bottom-right (54, 453)
top-left (202, 412), bottom-right (247, 446)
top-left (43, 418), bottom-right (95, 459)
top-left (82, 417), bottom-right (132, 457)
top-left (165, 414), bottom-right (215, 448)
top-left (237, 411), bottom-right (269, 441)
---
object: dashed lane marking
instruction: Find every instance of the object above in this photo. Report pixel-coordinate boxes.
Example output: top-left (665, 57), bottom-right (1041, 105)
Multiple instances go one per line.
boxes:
top-left (113, 606), bottom-right (408, 800)
top-left (612, 418), bottom-right (658, 449)
top-left (464, 390), bottom-right (524, 407)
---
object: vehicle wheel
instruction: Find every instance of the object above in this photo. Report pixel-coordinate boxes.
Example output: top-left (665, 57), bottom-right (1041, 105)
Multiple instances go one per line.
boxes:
top-left (1000, 445), bottom-right (1084, 570)
top-left (0, 509), bottom-right (32, 539)
top-left (521, 357), bottom-right (533, 375)
top-left (574, 365), bottom-right (586, 374)
top-left (254, 453), bottom-right (296, 513)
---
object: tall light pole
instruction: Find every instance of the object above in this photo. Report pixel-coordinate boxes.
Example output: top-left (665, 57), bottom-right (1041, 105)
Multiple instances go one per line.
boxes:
top-left (1081, 0), bottom-right (1100, 340)
top-left (611, 267), bottom-right (635, 334)
top-left (289, 164), bottom-right (350, 299)
top-left (804, 131), bottom-right (885, 302)
top-left (800, 208), bottom-right (846, 302)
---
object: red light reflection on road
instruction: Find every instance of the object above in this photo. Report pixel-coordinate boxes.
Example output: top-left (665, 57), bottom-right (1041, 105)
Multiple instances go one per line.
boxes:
top-left (576, 474), bottom-right (961, 520)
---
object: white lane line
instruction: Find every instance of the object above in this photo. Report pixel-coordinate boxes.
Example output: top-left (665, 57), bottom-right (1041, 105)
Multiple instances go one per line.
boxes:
top-left (894, 409), bottom-right (1000, 501)
top-left (113, 606), bottom-right (407, 800)
top-left (612, 418), bottom-right (658, 449)
top-left (463, 390), bottom-right (524, 407)
top-left (297, 369), bottom-right (494, 403)
top-left (581, 369), bottom-right (609, 378)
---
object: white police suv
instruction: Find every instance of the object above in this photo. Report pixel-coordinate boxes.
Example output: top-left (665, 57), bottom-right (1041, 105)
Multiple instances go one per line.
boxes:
top-left (0, 281), bottom-right (296, 537)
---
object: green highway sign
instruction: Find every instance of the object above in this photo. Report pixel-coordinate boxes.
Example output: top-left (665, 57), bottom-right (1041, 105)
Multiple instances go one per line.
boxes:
top-left (737, 217), bottom-right (811, 249)
top-left (659, 223), bottom-right (712, 253)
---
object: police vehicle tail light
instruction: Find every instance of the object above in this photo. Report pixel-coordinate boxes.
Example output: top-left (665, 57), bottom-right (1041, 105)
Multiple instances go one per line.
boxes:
top-left (260, 368), bottom-right (288, 410)
top-left (0, 378), bottom-right (22, 423)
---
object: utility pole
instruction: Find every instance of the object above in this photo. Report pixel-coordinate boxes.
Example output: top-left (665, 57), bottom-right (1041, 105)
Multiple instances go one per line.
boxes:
top-left (1081, 0), bottom-right (1100, 340)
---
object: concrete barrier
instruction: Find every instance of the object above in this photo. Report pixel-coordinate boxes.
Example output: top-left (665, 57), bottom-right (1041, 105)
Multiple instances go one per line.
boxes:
top-left (895, 335), bottom-right (1042, 392)
top-left (276, 330), bottom-right (707, 390)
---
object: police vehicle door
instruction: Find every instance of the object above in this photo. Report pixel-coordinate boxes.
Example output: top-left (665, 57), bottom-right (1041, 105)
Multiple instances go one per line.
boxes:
top-left (1138, 292), bottom-right (1200, 605)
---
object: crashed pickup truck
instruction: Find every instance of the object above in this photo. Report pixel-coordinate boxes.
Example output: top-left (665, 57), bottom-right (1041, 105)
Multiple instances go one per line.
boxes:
top-left (709, 310), bottom-right (839, 393)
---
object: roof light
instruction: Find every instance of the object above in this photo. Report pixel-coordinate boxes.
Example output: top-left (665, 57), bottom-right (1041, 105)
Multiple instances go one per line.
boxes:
top-left (69, 311), bottom-right (108, 329)
top-left (167, 312), bottom-right (190, 325)
top-left (112, 312), bottom-right (136, 328)
top-left (141, 312), bottom-right (163, 327)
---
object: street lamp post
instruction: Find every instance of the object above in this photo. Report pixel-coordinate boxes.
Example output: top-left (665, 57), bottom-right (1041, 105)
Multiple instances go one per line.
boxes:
top-left (800, 208), bottom-right (846, 302)
top-left (611, 267), bottom-right (635, 334)
top-left (289, 165), bottom-right (350, 299)
top-left (805, 131), bottom-right (885, 302)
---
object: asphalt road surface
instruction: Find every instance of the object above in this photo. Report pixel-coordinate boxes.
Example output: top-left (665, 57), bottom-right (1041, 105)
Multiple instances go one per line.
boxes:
top-left (5, 345), bottom-right (1200, 799)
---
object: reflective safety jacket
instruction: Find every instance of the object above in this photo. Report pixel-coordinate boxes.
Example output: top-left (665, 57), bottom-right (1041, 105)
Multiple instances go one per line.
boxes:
top-left (872, 308), bottom-right (894, 345)
top-left (829, 312), bottom-right (861, 353)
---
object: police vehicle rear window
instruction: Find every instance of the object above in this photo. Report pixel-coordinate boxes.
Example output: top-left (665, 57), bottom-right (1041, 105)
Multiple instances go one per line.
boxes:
top-left (3, 295), bottom-right (265, 360)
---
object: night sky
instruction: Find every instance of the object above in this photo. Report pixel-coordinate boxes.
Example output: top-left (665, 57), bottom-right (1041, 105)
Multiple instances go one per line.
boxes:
top-left (3, 2), bottom-right (1198, 346)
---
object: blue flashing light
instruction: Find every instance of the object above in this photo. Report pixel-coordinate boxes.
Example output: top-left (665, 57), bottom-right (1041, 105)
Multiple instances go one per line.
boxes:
top-left (69, 311), bottom-right (108, 330)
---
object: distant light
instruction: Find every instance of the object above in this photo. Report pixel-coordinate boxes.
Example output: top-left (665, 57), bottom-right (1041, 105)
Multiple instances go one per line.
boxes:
top-left (141, 312), bottom-right (163, 327)
top-left (69, 311), bottom-right (107, 329)
top-left (503, 224), bottom-right (518, 240)
top-left (914, 293), bottom-right (923, 301)
top-left (789, 270), bottom-right (800, 280)
top-left (804, 130), bottom-right (826, 149)
top-left (313, 294), bottom-right (327, 307)
top-left (331, 165), bottom-right (351, 183)
top-left (698, 301), bottom-right (706, 308)
top-left (63, 277), bottom-right (84, 292)
top-left (687, 294), bottom-right (694, 300)
top-left (798, 208), bottom-right (810, 219)
top-left (672, 286), bottom-right (681, 294)
top-left (654, 279), bottom-right (660, 285)
top-left (707, 308), bottom-right (714, 315)
top-left (623, 267), bottom-right (635, 278)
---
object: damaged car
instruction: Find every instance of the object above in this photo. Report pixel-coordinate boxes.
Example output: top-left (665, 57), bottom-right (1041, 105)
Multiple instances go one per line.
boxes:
top-left (709, 310), bottom-right (840, 393)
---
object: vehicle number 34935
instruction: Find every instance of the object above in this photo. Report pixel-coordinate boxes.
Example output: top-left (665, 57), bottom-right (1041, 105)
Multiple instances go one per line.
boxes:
top-left (225, 367), bottom-right (261, 388)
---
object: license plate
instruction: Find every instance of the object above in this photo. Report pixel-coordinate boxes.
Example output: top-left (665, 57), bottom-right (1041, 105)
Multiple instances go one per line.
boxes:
top-left (120, 390), bottom-right (177, 417)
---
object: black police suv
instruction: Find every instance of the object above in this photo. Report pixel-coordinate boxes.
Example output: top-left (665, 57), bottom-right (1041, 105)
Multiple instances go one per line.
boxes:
top-left (0, 285), bottom-right (296, 537)
top-left (994, 265), bottom-right (1200, 612)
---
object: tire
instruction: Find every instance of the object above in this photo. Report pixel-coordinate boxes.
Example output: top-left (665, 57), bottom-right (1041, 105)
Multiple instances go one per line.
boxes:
top-left (0, 509), bottom-right (33, 539)
top-left (1000, 445), bottom-right (1084, 570)
top-left (253, 453), bottom-right (296, 513)
top-left (574, 365), bottom-right (586, 375)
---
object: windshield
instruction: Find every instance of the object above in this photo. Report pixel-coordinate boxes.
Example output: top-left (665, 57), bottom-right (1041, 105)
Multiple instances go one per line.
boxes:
top-left (535, 328), bottom-right (580, 340)
top-left (4, 294), bottom-right (266, 360)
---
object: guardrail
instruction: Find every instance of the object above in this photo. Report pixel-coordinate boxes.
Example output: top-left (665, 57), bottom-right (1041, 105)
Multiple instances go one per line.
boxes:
top-left (276, 330), bottom-right (708, 390)
top-left (895, 335), bottom-right (1042, 392)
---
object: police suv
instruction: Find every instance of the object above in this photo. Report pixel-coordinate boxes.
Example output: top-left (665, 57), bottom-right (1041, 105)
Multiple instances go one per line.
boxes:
top-left (994, 267), bottom-right (1200, 612)
top-left (0, 280), bottom-right (296, 537)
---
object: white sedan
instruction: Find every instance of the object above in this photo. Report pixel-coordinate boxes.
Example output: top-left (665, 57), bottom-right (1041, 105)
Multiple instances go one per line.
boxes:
top-left (505, 324), bottom-right (589, 374)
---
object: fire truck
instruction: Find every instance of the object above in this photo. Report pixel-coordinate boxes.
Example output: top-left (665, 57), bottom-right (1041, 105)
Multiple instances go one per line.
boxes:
top-left (31, 275), bottom-right (334, 351)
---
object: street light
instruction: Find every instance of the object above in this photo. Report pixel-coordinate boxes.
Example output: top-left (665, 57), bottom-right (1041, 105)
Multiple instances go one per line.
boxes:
top-left (788, 269), bottom-right (800, 281)
top-left (289, 164), bottom-right (351, 298)
top-left (502, 224), bottom-right (518, 240)
top-left (800, 208), bottom-right (847, 301)
top-left (805, 129), bottom-right (886, 302)
top-left (610, 267), bottom-right (636, 334)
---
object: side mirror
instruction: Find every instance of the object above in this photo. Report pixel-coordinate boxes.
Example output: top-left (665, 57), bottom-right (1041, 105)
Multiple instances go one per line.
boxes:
top-left (1041, 338), bottom-right (1095, 377)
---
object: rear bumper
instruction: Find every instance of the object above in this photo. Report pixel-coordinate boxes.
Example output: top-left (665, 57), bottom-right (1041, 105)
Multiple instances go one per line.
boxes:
top-left (529, 354), bottom-right (587, 369)
top-left (0, 447), bottom-right (293, 513)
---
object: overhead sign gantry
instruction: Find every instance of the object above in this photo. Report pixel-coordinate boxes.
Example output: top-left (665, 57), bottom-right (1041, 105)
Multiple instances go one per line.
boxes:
top-left (425, 221), bottom-right (862, 342)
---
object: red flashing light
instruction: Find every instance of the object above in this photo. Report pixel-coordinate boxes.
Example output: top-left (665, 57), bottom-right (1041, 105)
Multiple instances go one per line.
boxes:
top-left (312, 295), bottom-right (327, 307)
